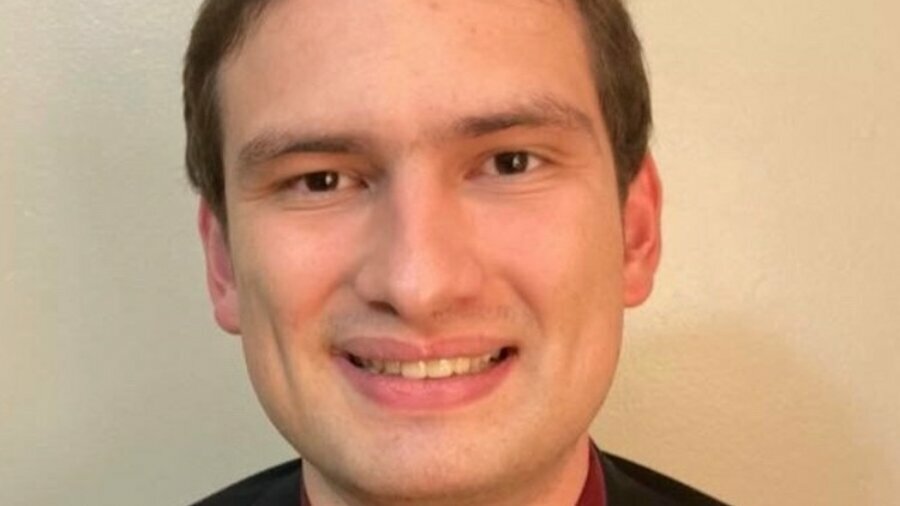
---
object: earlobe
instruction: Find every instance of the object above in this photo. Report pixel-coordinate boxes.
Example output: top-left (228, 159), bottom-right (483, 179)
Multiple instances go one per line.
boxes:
top-left (198, 200), bottom-right (241, 334)
top-left (622, 154), bottom-right (663, 308)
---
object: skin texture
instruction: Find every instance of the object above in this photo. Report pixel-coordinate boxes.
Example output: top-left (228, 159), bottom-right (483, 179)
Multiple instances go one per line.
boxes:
top-left (199, 0), bottom-right (662, 505)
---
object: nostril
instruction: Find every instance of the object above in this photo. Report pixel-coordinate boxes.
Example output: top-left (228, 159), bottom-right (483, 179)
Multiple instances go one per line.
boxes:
top-left (367, 301), bottom-right (399, 316)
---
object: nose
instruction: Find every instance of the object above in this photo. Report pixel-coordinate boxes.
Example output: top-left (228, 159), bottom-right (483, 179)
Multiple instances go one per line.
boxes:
top-left (352, 169), bottom-right (484, 325)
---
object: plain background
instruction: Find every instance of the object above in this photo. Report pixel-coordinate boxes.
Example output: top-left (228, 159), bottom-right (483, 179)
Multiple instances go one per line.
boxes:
top-left (2, 0), bottom-right (898, 504)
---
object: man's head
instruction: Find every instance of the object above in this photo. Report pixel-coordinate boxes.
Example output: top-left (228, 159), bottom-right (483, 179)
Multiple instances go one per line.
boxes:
top-left (186, 1), bottom-right (660, 504)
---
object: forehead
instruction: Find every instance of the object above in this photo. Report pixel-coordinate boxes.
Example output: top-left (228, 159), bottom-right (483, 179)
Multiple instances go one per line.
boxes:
top-left (219, 0), bottom-right (601, 163)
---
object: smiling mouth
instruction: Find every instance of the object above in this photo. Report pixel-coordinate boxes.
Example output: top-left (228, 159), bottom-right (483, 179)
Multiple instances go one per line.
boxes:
top-left (345, 347), bottom-right (517, 380)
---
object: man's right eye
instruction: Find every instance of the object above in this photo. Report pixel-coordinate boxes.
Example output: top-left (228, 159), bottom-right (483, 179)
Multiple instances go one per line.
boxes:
top-left (273, 170), bottom-right (369, 208)
top-left (287, 170), bottom-right (359, 194)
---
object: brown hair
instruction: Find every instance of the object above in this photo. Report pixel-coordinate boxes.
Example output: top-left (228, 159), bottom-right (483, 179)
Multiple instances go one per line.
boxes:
top-left (183, 0), bottom-right (651, 224)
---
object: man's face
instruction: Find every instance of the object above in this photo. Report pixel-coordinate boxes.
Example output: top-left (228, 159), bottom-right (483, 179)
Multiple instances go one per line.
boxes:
top-left (202, 0), bottom-right (660, 502)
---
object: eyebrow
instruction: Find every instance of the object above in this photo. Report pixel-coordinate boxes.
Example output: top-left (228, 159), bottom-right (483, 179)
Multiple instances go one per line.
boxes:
top-left (235, 95), bottom-right (597, 173)
top-left (451, 96), bottom-right (596, 139)
top-left (237, 134), bottom-right (369, 173)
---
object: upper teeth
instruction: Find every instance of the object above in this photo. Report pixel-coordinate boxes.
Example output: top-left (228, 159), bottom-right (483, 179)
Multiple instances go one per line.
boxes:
top-left (357, 350), bottom-right (504, 379)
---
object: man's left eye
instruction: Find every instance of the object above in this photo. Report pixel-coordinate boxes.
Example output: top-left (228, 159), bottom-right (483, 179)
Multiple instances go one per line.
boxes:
top-left (484, 151), bottom-right (542, 176)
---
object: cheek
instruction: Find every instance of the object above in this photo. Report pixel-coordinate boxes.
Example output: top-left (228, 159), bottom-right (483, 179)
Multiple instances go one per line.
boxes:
top-left (474, 189), bottom-right (624, 330)
top-left (231, 212), bottom-right (360, 335)
top-left (473, 189), bottom-right (624, 424)
top-left (229, 213), bottom-right (364, 444)
top-left (550, 207), bottom-right (624, 384)
top-left (474, 186), bottom-right (624, 394)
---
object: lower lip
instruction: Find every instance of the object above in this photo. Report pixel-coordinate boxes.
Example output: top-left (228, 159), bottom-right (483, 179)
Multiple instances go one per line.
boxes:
top-left (335, 354), bottom-right (516, 412)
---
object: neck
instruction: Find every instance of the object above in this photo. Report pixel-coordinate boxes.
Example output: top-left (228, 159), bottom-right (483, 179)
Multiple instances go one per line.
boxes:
top-left (303, 434), bottom-right (592, 506)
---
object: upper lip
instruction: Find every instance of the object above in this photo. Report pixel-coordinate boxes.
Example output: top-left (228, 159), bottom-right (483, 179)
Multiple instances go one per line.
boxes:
top-left (334, 336), bottom-right (516, 362)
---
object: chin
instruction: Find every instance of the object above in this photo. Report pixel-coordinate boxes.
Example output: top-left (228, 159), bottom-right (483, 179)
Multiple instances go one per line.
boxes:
top-left (335, 457), bottom-right (511, 505)
top-left (303, 431), bottom-right (535, 505)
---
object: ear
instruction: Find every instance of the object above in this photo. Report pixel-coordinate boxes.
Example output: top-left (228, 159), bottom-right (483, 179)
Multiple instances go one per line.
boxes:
top-left (622, 154), bottom-right (663, 308)
top-left (198, 199), bottom-right (241, 334)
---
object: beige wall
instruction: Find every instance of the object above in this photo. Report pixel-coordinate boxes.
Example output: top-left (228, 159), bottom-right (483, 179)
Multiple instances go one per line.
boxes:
top-left (2, 0), bottom-right (897, 504)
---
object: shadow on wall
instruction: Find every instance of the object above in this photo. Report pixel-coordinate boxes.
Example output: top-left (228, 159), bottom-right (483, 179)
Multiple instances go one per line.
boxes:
top-left (592, 319), bottom-right (889, 506)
